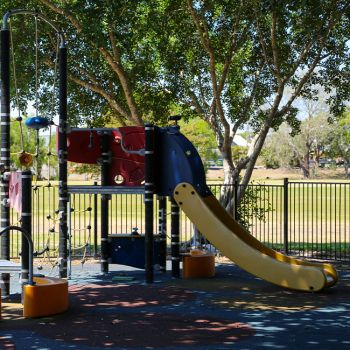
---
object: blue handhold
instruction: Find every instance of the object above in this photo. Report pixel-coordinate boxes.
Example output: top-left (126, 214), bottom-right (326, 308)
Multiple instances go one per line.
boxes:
top-left (24, 117), bottom-right (50, 130)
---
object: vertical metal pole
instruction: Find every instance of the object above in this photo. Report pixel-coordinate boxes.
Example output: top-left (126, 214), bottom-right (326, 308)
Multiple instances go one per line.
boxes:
top-left (58, 45), bottom-right (68, 278)
top-left (158, 196), bottom-right (167, 272)
top-left (283, 177), bottom-right (289, 254)
top-left (21, 170), bottom-right (32, 284)
top-left (144, 123), bottom-right (154, 283)
top-left (100, 132), bottom-right (110, 273)
top-left (234, 180), bottom-right (239, 220)
top-left (0, 28), bottom-right (11, 297)
top-left (93, 181), bottom-right (98, 258)
top-left (170, 197), bottom-right (180, 278)
top-left (67, 194), bottom-right (72, 279)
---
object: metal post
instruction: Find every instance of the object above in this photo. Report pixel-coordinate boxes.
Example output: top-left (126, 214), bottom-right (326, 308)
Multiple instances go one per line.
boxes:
top-left (0, 226), bottom-right (34, 286)
top-left (93, 181), bottom-right (98, 258)
top-left (234, 180), bottom-right (239, 220)
top-left (67, 194), bottom-right (72, 279)
top-left (21, 170), bottom-right (32, 284)
top-left (144, 123), bottom-right (154, 283)
top-left (100, 132), bottom-right (110, 273)
top-left (158, 196), bottom-right (167, 272)
top-left (283, 177), bottom-right (289, 254)
top-left (0, 28), bottom-right (11, 297)
top-left (170, 197), bottom-right (180, 278)
top-left (58, 45), bottom-right (68, 278)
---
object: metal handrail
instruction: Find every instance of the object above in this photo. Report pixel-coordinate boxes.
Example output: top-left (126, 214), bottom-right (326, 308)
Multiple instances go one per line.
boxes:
top-left (0, 225), bottom-right (34, 285)
top-left (2, 9), bottom-right (65, 48)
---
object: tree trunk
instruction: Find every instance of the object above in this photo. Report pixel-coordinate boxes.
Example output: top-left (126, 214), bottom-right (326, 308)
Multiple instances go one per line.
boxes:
top-left (300, 154), bottom-right (310, 178)
top-left (220, 156), bottom-right (239, 215)
top-left (344, 159), bottom-right (349, 178)
top-left (219, 121), bottom-right (271, 215)
top-left (238, 122), bottom-right (270, 202)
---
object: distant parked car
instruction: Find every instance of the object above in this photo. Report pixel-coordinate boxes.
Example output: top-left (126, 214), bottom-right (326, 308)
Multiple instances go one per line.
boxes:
top-left (318, 158), bottom-right (336, 168)
top-left (216, 159), bottom-right (223, 167)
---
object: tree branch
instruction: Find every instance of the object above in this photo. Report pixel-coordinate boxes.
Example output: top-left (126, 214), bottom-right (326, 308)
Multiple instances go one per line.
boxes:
top-left (40, 0), bottom-right (143, 126)
top-left (197, 74), bottom-right (210, 110)
top-left (39, 0), bottom-right (83, 33)
top-left (187, 89), bottom-right (207, 116)
top-left (187, 0), bottom-right (229, 135)
top-left (282, 2), bottom-right (346, 83)
top-left (270, 7), bottom-right (282, 81)
top-left (187, 0), bottom-right (212, 53)
top-left (98, 46), bottom-right (143, 125)
top-left (217, 16), bottom-right (248, 94)
top-left (68, 72), bottom-right (128, 125)
top-left (283, 40), bottom-right (313, 82)
top-left (235, 62), bottom-right (265, 128)
top-left (278, 52), bottom-right (330, 117)
top-left (108, 24), bottom-right (121, 63)
top-left (254, 9), bottom-right (278, 77)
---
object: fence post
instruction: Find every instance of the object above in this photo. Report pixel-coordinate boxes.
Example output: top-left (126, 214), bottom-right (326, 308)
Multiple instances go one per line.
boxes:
top-left (170, 197), bottom-right (180, 278)
top-left (93, 181), bottom-right (98, 258)
top-left (158, 196), bottom-right (167, 272)
top-left (283, 178), bottom-right (289, 254)
top-left (234, 180), bottom-right (239, 220)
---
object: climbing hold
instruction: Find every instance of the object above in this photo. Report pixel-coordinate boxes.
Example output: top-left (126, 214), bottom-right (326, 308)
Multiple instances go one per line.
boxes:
top-left (19, 152), bottom-right (33, 167)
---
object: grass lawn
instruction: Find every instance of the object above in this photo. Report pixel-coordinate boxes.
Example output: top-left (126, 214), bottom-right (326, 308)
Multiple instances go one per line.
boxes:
top-left (4, 168), bottom-right (350, 259)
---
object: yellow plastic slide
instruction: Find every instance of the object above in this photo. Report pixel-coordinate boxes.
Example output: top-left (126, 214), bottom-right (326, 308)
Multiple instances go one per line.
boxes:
top-left (174, 182), bottom-right (338, 292)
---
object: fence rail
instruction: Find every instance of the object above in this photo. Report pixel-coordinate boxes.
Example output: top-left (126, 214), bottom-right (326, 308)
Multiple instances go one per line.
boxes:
top-left (5, 179), bottom-right (350, 263)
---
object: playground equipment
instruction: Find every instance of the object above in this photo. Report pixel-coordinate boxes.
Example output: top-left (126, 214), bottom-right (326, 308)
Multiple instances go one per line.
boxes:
top-left (0, 8), bottom-right (338, 298)
top-left (3, 169), bottom-right (68, 318)
top-left (0, 9), bottom-right (69, 319)
top-left (0, 225), bottom-right (68, 318)
top-left (64, 126), bottom-right (167, 276)
top-left (108, 233), bottom-right (162, 269)
top-left (173, 183), bottom-right (338, 291)
top-left (182, 250), bottom-right (215, 279)
top-left (65, 123), bottom-right (338, 292)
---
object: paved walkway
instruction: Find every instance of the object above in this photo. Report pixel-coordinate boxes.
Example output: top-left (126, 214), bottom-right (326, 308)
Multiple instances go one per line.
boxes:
top-left (1, 262), bottom-right (350, 349)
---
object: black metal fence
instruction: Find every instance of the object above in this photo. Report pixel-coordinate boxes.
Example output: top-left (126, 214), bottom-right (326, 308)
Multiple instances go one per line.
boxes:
top-left (6, 179), bottom-right (350, 263)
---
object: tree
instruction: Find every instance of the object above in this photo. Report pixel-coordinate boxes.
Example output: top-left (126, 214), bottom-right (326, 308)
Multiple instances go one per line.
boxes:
top-left (156, 0), bottom-right (350, 211)
top-left (3, 1), bottom-right (350, 213)
top-left (326, 113), bottom-right (350, 177)
top-left (179, 117), bottom-right (217, 171)
top-left (262, 124), bottom-right (295, 169)
top-left (262, 113), bottom-right (334, 178)
top-left (0, 0), bottom-right (176, 127)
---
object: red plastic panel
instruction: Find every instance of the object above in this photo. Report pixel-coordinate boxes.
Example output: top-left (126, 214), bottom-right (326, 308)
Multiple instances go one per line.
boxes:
top-left (65, 127), bottom-right (145, 186)
top-left (66, 129), bottom-right (101, 164)
top-left (110, 128), bottom-right (145, 186)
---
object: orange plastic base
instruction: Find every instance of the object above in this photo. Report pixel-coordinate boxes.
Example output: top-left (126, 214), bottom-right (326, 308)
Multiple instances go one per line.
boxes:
top-left (182, 251), bottom-right (215, 279)
top-left (23, 276), bottom-right (68, 318)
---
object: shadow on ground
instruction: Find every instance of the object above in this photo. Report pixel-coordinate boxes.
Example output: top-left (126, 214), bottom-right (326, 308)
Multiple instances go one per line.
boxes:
top-left (1, 262), bottom-right (350, 349)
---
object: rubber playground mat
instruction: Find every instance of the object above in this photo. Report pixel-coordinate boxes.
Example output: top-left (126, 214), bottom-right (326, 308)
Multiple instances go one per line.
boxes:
top-left (1, 262), bottom-right (350, 350)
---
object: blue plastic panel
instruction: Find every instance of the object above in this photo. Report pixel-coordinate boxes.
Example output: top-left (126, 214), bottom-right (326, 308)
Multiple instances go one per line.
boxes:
top-left (154, 126), bottom-right (210, 197)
